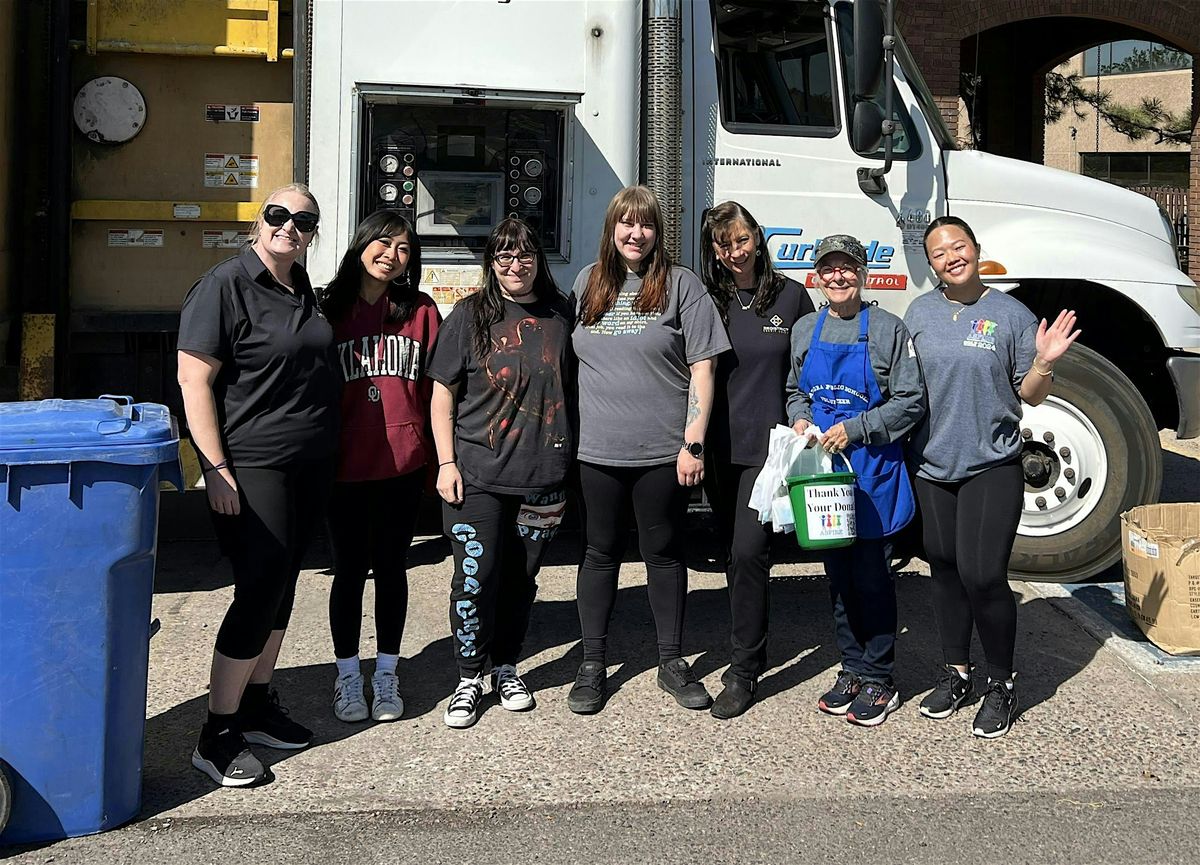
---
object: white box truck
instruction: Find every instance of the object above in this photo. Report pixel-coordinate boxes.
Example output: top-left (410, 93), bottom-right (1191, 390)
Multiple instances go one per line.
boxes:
top-left (304, 0), bottom-right (1200, 581)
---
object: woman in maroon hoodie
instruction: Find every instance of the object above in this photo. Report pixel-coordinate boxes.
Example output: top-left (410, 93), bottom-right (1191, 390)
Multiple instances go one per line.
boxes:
top-left (320, 209), bottom-right (440, 723)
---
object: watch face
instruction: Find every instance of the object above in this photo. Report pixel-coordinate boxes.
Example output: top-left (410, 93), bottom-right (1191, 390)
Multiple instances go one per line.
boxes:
top-left (686, 442), bottom-right (704, 457)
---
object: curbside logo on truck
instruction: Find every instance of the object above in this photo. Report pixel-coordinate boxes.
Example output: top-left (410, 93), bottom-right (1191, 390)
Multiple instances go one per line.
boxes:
top-left (763, 226), bottom-right (907, 290)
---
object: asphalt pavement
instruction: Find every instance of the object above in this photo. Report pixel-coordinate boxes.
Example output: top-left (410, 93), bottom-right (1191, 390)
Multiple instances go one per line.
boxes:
top-left (4, 432), bottom-right (1198, 864)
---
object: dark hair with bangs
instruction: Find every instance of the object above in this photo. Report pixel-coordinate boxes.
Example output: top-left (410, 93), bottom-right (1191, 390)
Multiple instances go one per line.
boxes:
top-left (923, 215), bottom-right (979, 253)
top-left (463, 217), bottom-right (559, 361)
top-left (699, 200), bottom-right (785, 324)
top-left (320, 209), bottom-right (422, 325)
top-left (578, 185), bottom-right (672, 326)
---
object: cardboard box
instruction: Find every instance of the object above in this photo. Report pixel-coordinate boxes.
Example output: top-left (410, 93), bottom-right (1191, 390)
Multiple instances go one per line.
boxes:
top-left (1121, 503), bottom-right (1200, 655)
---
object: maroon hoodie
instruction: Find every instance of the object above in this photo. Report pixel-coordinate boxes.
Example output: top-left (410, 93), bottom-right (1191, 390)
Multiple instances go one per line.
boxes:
top-left (332, 292), bottom-right (441, 482)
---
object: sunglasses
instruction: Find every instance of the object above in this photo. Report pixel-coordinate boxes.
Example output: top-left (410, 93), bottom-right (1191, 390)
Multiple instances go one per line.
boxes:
top-left (263, 204), bottom-right (319, 233)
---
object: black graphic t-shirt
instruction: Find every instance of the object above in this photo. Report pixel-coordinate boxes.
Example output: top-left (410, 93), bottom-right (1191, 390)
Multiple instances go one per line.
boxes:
top-left (710, 277), bottom-right (815, 465)
top-left (427, 292), bottom-right (574, 495)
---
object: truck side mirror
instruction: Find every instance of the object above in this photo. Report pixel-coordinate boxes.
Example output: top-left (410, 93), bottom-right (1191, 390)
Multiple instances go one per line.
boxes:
top-left (853, 0), bottom-right (886, 99)
top-left (852, 101), bottom-right (885, 154)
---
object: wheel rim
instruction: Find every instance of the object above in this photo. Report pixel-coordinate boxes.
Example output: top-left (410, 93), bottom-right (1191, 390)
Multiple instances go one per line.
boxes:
top-left (1016, 395), bottom-right (1109, 538)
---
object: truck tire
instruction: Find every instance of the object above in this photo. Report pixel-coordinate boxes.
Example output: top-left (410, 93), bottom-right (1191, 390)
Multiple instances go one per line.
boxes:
top-left (1008, 343), bottom-right (1162, 582)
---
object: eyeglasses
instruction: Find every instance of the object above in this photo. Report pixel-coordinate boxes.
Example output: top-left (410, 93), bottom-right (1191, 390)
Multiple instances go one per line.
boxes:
top-left (263, 204), bottom-right (319, 233)
top-left (494, 252), bottom-right (536, 268)
top-left (816, 263), bottom-right (859, 278)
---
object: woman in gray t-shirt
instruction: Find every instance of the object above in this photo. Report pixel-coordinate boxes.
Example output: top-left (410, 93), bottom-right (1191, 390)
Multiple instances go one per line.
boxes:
top-left (567, 185), bottom-right (730, 716)
top-left (905, 216), bottom-right (1080, 739)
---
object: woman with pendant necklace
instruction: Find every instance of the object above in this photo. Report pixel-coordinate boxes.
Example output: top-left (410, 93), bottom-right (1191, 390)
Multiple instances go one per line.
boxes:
top-left (699, 201), bottom-right (814, 719)
top-left (427, 217), bottom-right (574, 730)
top-left (786, 235), bottom-right (925, 728)
top-left (904, 215), bottom-right (1080, 739)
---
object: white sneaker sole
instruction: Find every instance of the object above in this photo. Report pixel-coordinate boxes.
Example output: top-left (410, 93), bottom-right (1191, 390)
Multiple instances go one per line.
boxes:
top-left (443, 709), bottom-right (478, 729)
top-left (919, 690), bottom-right (971, 720)
top-left (372, 700), bottom-right (404, 722)
top-left (846, 692), bottom-right (902, 727)
top-left (334, 704), bottom-right (369, 723)
top-left (191, 748), bottom-right (261, 788)
top-left (498, 692), bottom-right (535, 711)
top-left (242, 731), bottom-right (310, 750)
top-left (973, 715), bottom-right (1015, 739)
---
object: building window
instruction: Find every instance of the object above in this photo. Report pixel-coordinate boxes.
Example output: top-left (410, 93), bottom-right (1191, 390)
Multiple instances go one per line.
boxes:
top-left (1080, 152), bottom-right (1190, 188)
top-left (1081, 41), bottom-right (1192, 76)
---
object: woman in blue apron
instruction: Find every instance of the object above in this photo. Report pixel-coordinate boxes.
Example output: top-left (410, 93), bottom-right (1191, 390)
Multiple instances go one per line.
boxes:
top-left (785, 235), bottom-right (926, 727)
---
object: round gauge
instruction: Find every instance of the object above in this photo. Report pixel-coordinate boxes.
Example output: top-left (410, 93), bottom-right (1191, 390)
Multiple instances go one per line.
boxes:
top-left (510, 156), bottom-right (520, 165)
top-left (73, 76), bottom-right (146, 144)
top-left (379, 183), bottom-right (399, 203)
top-left (523, 186), bottom-right (543, 205)
top-left (379, 154), bottom-right (400, 174)
top-left (403, 152), bottom-right (415, 163)
top-left (402, 165), bottom-right (415, 177)
top-left (524, 159), bottom-right (544, 178)
top-left (510, 184), bottom-right (520, 193)
top-left (508, 212), bottom-right (519, 219)
top-left (401, 194), bottom-right (414, 206)
top-left (509, 197), bottom-right (520, 208)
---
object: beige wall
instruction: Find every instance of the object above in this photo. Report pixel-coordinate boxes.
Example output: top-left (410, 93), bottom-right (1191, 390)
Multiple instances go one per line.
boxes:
top-left (0, 6), bottom-right (14, 357)
top-left (1044, 53), bottom-right (1190, 175)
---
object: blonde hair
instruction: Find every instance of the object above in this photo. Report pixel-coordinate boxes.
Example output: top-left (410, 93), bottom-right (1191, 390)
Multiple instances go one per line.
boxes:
top-left (247, 183), bottom-right (321, 245)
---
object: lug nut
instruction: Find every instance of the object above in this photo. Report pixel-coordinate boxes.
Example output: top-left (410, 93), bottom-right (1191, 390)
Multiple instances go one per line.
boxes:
top-left (1055, 487), bottom-right (1067, 499)
top-left (1021, 428), bottom-right (1033, 440)
top-left (1043, 431), bottom-right (1055, 443)
top-left (1064, 467), bottom-right (1075, 482)
top-left (1035, 496), bottom-right (1047, 510)
top-left (1059, 446), bottom-right (1071, 460)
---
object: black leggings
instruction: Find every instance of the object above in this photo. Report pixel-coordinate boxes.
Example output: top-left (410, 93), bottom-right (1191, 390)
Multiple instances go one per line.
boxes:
top-left (705, 459), bottom-right (771, 682)
top-left (576, 461), bottom-right (691, 664)
top-left (212, 459), bottom-right (333, 660)
top-left (915, 460), bottom-right (1024, 682)
top-left (445, 484), bottom-right (563, 678)
top-left (327, 470), bottom-right (424, 659)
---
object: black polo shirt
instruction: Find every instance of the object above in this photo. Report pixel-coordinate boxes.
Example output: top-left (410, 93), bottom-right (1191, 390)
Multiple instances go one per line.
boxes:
top-left (177, 246), bottom-right (340, 467)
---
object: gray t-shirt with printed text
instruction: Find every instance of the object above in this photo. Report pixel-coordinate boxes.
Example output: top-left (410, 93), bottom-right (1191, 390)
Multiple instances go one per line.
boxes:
top-left (903, 288), bottom-right (1038, 482)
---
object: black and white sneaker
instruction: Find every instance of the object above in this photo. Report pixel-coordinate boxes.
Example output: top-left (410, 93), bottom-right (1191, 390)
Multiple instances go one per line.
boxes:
top-left (191, 724), bottom-right (264, 787)
top-left (241, 689), bottom-right (313, 750)
top-left (919, 665), bottom-right (974, 719)
top-left (491, 664), bottom-right (535, 711)
top-left (818, 670), bottom-right (861, 716)
top-left (973, 676), bottom-right (1018, 739)
top-left (444, 675), bottom-right (485, 729)
top-left (846, 681), bottom-right (901, 727)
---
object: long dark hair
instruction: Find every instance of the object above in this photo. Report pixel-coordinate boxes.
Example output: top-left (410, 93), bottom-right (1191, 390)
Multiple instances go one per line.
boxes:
top-left (700, 201), bottom-right (785, 323)
top-left (463, 217), bottom-right (559, 361)
top-left (320, 209), bottom-right (423, 325)
top-left (578, 185), bottom-right (672, 327)
top-left (923, 215), bottom-right (979, 252)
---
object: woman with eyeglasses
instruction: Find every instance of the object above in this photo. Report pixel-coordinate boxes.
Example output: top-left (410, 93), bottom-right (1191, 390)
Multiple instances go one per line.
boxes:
top-left (567, 185), bottom-right (730, 715)
top-left (785, 235), bottom-right (925, 728)
top-left (319, 209), bottom-right (440, 725)
top-left (178, 184), bottom-right (339, 786)
top-left (698, 201), bottom-right (815, 719)
top-left (426, 217), bottom-right (574, 729)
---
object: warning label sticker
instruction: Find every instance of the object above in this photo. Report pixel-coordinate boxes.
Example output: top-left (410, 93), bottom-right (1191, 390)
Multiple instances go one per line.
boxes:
top-left (204, 153), bottom-right (259, 188)
top-left (422, 266), bottom-right (484, 308)
top-left (205, 104), bottom-right (261, 123)
top-left (202, 230), bottom-right (252, 249)
top-left (108, 229), bottom-right (164, 248)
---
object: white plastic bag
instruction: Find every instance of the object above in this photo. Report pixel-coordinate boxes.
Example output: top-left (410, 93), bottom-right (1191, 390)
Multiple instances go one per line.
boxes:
top-left (748, 425), bottom-right (834, 533)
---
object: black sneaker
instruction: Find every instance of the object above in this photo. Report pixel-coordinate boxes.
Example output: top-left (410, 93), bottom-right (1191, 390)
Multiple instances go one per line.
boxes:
top-left (191, 724), bottom-right (265, 787)
top-left (567, 661), bottom-right (607, 715)
top-left (920, 665), bottom-right (974, 719)
top-left (846, 680), bottom-right (901, 727)
top-left (710, 675), bottom-right (756, 720)
top-left (240, 689), bottom-right (313, 750)
top-left (657, 658), bottom-right (712, 709)
top-left (973, 676), bottom-right (1018, 739)
top-left (818, 670), bottom-right (861, 715)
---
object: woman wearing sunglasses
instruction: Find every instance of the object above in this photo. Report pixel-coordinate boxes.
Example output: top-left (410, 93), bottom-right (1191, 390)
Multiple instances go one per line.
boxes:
top-left (427, 217), bottom-right (574, 729)
top-left (320, 209), bottom-right (440, 725)
top-left (178, 184), bottom-right (339, 786)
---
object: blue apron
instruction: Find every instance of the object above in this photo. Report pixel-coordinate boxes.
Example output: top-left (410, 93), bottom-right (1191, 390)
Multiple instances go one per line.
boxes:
top-left (797, 305), bottom-right (915, 539)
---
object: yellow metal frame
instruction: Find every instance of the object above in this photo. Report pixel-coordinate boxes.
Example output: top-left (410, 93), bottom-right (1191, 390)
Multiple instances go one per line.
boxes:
top-left (85, 0), bottom-right (288, 61)
top-left (72, 200), bottom-right (263, 222)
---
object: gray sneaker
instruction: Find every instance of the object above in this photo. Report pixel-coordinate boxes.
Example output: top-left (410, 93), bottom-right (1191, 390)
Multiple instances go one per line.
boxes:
top-left (333, 671), bottom-right (369, 723)
top-left (371, 671), bottom-right (404, 722)
top-left (192, 725), bottom-right (264, 787)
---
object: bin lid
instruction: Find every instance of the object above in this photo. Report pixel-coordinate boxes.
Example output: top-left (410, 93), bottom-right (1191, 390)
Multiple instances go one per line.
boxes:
top-left (0, 396), bottom-right (180, 467)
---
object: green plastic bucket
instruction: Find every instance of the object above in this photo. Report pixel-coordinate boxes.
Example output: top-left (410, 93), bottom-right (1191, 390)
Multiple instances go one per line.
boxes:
top-left (786, 471), bottom-right (857, 550)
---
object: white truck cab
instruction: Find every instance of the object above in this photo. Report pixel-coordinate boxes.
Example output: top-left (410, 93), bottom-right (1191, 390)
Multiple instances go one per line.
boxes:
top-left (306, 0), bottom-right (1200, 581)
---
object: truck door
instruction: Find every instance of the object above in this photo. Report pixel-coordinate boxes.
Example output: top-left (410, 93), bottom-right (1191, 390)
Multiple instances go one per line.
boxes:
top-left (687, 0), bottom-right (947, 315)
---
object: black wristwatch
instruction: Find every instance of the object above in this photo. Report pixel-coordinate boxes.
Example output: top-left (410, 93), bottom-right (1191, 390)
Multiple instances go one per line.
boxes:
top-left (683, 441), bottom-right (704, 458)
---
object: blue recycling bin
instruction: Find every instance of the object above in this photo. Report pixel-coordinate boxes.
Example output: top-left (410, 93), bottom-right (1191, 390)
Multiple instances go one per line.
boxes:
top-left (0, 396), bottom-right (181, 845)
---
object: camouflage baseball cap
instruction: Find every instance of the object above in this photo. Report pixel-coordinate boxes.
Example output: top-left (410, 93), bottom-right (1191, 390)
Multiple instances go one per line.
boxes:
top-left (814, 234), bottom-right (868, 268)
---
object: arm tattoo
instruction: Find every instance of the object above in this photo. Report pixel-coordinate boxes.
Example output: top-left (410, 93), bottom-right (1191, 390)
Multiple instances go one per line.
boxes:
top-left (686, 379), bottom-right (700, 426)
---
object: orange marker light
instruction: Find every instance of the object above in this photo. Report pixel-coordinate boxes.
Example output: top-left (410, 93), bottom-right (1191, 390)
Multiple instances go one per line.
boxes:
top-left (979, 260), bottom-right (1008, 275)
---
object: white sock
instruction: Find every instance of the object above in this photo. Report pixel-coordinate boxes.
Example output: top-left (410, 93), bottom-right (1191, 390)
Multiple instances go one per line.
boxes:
top-left (375, 653), bottom-right (399, 676)
top-left (335, 655), bottom-right (360, 678)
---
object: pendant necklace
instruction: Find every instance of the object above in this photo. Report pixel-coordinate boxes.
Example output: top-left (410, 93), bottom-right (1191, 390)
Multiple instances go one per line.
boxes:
top-left (736, 287), bottom-right (755, 311)
top-left (943, 286), bottom-right (988, 321)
